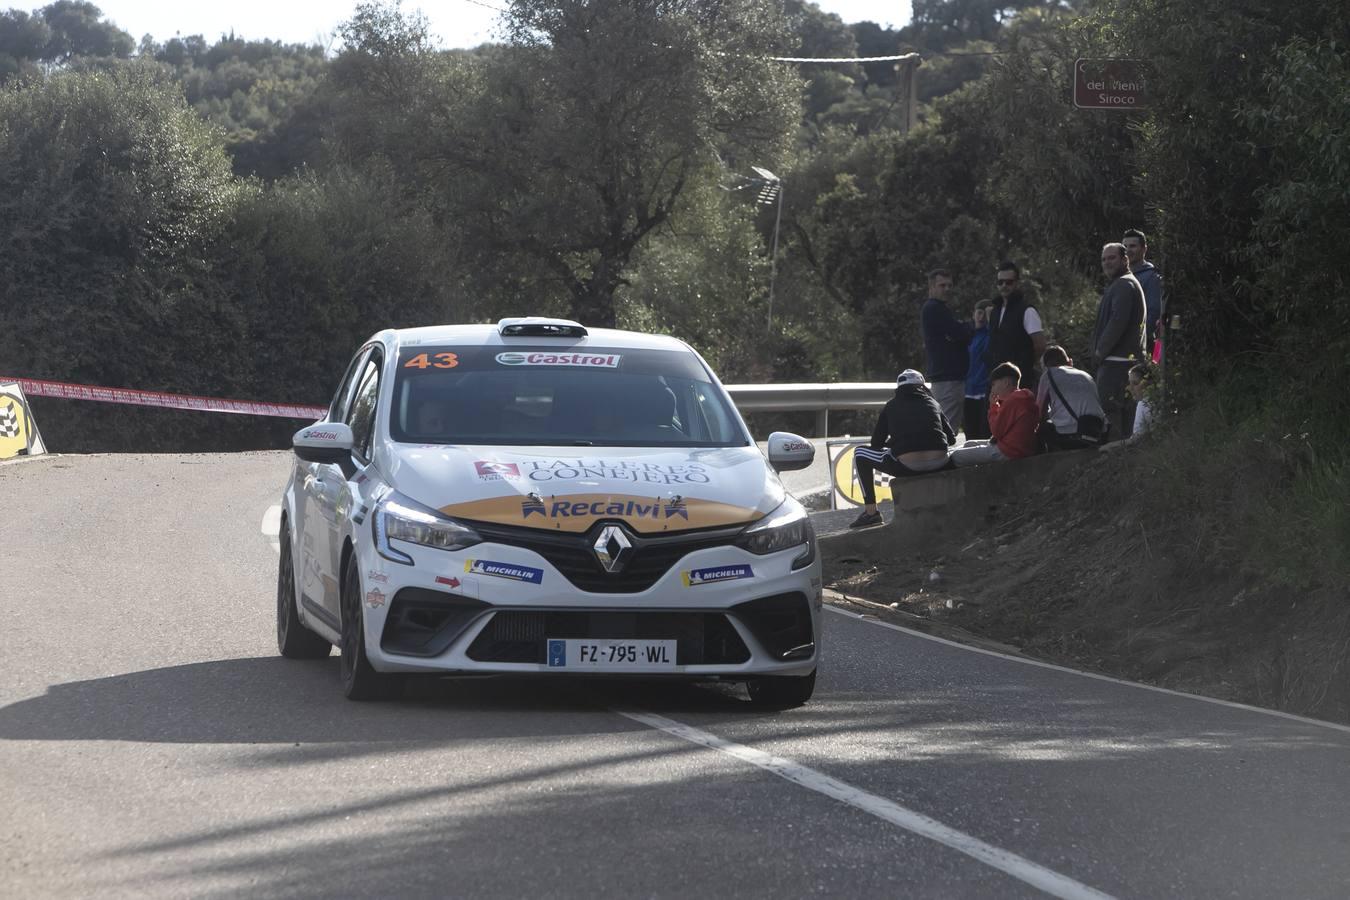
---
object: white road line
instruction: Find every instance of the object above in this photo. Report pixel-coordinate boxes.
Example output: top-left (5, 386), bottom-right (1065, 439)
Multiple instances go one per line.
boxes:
top-left (616, 708), bottom-right (1114, 900)
top-left (825, 604), bottom-right (1350, 736)
top-left (261, 504), bottom-right (281, 554)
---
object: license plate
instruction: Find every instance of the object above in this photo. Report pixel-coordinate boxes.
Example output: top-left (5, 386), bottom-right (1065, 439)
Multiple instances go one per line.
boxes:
top-left (546, 639), bottom-right (676, 670)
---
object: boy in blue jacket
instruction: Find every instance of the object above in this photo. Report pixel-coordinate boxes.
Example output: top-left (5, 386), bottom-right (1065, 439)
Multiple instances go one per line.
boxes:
top-left (963, 300), bottom-right (993, 439)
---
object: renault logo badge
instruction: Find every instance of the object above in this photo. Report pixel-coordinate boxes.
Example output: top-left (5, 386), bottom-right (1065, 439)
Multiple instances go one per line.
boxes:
top-left (593, 525), bottom-right (632, 573)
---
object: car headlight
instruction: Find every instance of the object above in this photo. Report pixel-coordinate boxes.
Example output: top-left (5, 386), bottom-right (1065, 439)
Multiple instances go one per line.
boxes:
top-left (373, 493), bottom-right (481, 565)
top-left (738, 498), bottom-right (816, 570)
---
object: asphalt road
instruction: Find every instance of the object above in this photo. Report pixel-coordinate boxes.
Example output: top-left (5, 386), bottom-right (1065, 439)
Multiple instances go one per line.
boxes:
top-left (3, 452), bottom-right (1350, 899)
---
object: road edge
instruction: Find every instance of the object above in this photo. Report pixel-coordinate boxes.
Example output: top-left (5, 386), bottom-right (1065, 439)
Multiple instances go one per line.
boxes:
top-left (824, 593), bottom-right (1350, 735)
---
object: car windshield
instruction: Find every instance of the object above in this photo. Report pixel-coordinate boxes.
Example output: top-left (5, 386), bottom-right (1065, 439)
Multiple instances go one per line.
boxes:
top-left (390, 344), bottom-right (749, 447)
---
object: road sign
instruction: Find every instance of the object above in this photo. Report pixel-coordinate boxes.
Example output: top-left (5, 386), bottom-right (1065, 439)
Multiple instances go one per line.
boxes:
top-left (827, 439), bottom-right (892, 509)
top-left (1073, 58), bottom-right (1148, 110)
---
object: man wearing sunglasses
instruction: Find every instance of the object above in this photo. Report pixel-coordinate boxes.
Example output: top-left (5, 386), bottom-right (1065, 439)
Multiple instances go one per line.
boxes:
top-left (985, 262), bottom-right (1047, 388)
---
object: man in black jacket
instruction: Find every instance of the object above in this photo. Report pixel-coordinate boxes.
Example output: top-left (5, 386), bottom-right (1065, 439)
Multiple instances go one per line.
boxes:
top-left (849, 369), bottom-right (956, 528)
top-left (985, 262), bottom-right (1047, 388)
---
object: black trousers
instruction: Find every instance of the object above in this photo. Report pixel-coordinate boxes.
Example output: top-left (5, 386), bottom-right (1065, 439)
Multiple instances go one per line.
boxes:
top-left (1041, 427), bottom-right (1100, 452)
top-left (963, 396), bottom-right (990, 440)
top-left (1096, 360), bottom-right (1132, 441)
top-left (853, 447), bottom-right (952, 505)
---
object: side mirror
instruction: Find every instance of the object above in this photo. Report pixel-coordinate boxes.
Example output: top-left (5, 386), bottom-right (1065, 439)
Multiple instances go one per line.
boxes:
top-left (766, 431), bottom-right (815, 472)
top-left (293, 422), bottom-right (356, 475)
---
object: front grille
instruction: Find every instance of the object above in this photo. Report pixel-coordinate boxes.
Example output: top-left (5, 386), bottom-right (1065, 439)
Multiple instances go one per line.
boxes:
top-left (466, 610), bottom-right (751, 665)
top-left (731, 592), bottom-right (814, 660)
top-left (466, 520), bottom-right (743, 593)
top-left (380, 588), bottom-right (489, 657)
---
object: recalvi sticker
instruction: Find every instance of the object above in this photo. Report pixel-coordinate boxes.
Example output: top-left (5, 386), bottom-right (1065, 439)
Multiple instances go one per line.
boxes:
top-left (442, 493), bottom-right (765, 534)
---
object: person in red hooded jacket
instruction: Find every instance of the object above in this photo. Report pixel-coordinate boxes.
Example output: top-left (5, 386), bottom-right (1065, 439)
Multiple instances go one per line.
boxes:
top-left (951, 362), bottom-right (1040, 466)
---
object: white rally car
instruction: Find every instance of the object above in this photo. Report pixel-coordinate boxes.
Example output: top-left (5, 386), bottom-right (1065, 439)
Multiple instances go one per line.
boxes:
top-left (277, 318), bottom-right (822, 706)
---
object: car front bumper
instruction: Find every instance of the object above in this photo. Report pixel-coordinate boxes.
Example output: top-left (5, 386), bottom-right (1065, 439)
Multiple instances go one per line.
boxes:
top-left (355, 537), bottom-right (823, 677)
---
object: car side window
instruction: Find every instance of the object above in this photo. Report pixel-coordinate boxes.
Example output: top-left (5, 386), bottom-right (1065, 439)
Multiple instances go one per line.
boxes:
top-left (329, 348), bottom-right (371, 422)
top-left (346, 354), bottom-right (382, 462)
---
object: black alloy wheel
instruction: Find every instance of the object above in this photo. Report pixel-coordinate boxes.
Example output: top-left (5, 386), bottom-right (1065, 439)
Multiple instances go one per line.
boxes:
top-left (339, 556), bottom-right (404, 701)
top-left (746, 669), bottom-right (816, 709)
top-left (277, 525), bottom-right (331, 659)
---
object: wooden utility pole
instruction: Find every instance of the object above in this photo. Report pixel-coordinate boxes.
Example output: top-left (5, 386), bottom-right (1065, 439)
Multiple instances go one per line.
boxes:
top-left (895, 55), bottom-right (921, 134)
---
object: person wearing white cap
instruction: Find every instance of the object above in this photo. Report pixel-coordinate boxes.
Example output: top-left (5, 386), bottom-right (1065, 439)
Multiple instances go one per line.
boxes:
top-left (849, 369), bottom-right (957, 528)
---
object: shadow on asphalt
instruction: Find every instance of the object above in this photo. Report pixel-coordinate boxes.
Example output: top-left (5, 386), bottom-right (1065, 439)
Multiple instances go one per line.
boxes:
top-left (2, 650), bottom-right (1340, 759)
top-left (0, 656), bottom-right (796, 746)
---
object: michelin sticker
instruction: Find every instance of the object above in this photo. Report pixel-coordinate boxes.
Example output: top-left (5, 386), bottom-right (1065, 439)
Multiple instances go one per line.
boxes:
top-left (495, 352), bottom-right (621, 368)
top-left (682, 564), bottom-right (754, 587)
top-left (465, 559), bottom-right (544, 585)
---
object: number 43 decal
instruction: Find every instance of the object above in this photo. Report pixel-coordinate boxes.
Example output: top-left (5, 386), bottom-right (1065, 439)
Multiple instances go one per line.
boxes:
top-left (403, 352), bottom-right (458, 369)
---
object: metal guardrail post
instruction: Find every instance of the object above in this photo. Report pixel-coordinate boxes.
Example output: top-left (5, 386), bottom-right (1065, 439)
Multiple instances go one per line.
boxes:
top-left (815, 409), bottom-right (828, 438)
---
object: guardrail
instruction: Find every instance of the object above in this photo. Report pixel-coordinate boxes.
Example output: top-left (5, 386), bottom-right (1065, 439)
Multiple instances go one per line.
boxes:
top-left (5, 372), bottom-right (894, 438)
top-left (724, 383), bottom-right (893, 437)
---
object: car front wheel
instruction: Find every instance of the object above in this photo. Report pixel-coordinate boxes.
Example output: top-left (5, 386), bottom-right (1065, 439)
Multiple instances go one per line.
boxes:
top-left (339, 556), bottom-right (403, 701)
top-left (746, 669), bottom-right (816, 709)
top-left (277, 526), bottom-right (331, 659)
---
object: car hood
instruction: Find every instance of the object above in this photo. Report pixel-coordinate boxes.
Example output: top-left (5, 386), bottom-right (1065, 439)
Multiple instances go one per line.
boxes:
top-left (380, 445), bottom-right (788, 534)
top-left (383, 444), bottom-right (785, 534)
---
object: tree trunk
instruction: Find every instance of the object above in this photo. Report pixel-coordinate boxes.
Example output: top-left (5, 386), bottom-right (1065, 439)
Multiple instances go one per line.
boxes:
top-left (567, 258), bottom-right (623, 328)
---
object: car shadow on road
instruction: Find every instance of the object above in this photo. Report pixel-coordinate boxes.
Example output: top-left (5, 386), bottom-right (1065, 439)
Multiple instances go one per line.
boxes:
top-left (0, 655), bottom-right (774, 747)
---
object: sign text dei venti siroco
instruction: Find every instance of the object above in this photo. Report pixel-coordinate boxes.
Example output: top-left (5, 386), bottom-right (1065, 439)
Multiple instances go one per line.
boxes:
top-left (1073, 58), bottom-right (1148, 110)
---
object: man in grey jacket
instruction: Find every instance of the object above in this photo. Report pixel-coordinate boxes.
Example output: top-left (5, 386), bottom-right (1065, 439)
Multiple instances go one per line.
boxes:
top-left (1092, 242), bottom-right (1147, 440)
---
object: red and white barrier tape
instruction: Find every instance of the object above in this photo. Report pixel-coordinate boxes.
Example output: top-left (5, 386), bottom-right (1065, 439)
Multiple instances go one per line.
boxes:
top-left (3, 377), bottom-right (326, 420)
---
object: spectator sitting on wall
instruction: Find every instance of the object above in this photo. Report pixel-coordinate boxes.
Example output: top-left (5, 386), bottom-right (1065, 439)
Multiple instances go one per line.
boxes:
top-left (1102, 364), bottom-right (1156, 452)
top-left (951, 362), bottom-right (1040, 466)
top-left (964, 300), bottom-right (994, 440)
top-left (1036, 345), bottom-right (1106, 450)
top-left (849, 369), bottom-right (956, 529)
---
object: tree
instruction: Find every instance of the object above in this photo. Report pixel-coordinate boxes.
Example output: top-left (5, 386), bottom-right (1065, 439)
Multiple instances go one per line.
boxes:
top-left (909, 0), bottom-right (1062, 47)
top-left (38, 0), bottom-right (131, 62)
top-left (0, 1), bottom-right (132, 81)
top-left (332, 0), bottom-right (800, 328)
top-left (0, 65), bottom-right (244, 432)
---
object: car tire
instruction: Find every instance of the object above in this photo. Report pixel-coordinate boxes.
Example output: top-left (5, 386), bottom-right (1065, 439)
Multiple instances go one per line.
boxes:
top-left (746, 669), bottom-right (816, 709)
top-left (277, 526), bottom-right (331, 659)
top-left (339, 556), bottom-right (404, 701)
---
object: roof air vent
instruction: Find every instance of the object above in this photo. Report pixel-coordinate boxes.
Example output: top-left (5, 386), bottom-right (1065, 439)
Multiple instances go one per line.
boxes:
top-left (497, 317), bottom-right (588, 338)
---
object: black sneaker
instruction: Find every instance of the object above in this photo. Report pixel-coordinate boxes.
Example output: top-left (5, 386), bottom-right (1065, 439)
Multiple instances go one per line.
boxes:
top-left (848, 510), bottom-right (884, 529)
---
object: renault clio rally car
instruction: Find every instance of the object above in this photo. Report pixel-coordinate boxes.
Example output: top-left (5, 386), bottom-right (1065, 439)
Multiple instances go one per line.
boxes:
top-left (277, 318), bottom-right (822, 706)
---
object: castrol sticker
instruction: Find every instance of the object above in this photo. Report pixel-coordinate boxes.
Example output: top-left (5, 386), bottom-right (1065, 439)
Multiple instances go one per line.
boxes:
top-left (494, 352), bottom-right (621, 368)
